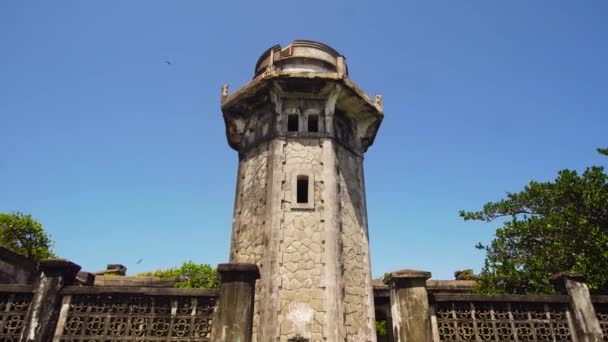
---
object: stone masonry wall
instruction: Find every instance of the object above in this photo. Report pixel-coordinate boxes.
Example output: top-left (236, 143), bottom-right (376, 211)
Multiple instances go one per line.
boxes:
top-left (230, 142), bottom-right (269, 340)
top-left (231, 143), bottom-right (268, 264)
top-left (337, 145), bottom-right (375, 342)
top-left (230, 137), bottom-right (376, 342)
top-left (229, 94), bottom-right (376, 341)
top-left (278, 140), bottom-right (325, 341)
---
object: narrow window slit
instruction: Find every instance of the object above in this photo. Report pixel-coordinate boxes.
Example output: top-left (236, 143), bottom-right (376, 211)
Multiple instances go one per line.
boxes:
top-left (297, 176), bottom-right (309, 203)
top-left (308, 115), bottom-right (318, 132)
top-left (288, 114), bottom-right (299, 132)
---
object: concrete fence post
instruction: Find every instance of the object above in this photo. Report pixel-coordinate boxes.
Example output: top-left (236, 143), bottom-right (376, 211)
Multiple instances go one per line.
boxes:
top-left (550, 272), bottom-right (604, 342)
top-left (384, 269), bottom-right (433, 342)
top-left (22, 259), bottom-right (80, 342)
top-left (211, 263), bottom-right (260, 342)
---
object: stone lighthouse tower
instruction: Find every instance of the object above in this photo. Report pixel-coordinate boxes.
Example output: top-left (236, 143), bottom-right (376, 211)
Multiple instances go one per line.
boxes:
top-left (221, 40), bottom-right (383, 342)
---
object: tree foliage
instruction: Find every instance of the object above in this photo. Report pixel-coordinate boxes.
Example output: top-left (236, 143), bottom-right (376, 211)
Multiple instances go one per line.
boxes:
top-left (454, 269), bottom-right (479, 281)
top-left (137, 261), bottom-right (220, 289)
top-left (0, 212), bottom-right (55, 261)
top-left (460, 148), bottom-right (608, 294)
top-left (375, 319), bottom-right (387, 337)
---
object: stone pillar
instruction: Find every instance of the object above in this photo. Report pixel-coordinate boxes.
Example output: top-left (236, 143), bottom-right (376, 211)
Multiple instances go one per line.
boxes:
top-left (384, 269), bottom-right (433, 342)
top-left (550, 272), bottom-right (604, 342)
top-left (212, 263), bottom-right (260, 342)
top-left (23, 259), bottom-right (80, 342)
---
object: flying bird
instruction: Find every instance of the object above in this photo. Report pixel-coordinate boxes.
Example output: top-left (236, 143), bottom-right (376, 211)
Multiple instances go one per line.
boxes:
top-left (136, 258), bottom-right (143, 264)
top-left (165, 60), bottom-right (172, 66)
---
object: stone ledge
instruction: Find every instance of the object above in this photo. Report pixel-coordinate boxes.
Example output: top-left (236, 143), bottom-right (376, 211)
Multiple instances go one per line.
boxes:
top-left (385, 269), bottom-right (432, 281)
top-left (61, 285), bottom-right (219, 297)
top-left (550, 271), bottom-right (587, 294)
top-left (39, 259), bottom-right (81, 284)
top-left (427, 280), bottom-right (476, 293)
top-left (431, 293), bottom-right (570, 303)
top-left (550, 271), bottom-right (586, 284)
top-left (76, 272), bottom-right (95, 286)
top-left (374, 279), bottom-right (476, 297)
top-left (93, 276), bottom-right (175, 288)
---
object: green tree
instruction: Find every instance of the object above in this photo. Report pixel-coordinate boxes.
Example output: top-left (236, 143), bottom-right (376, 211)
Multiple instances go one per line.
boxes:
top-left (0, 212), bottom-right (55, 261)
top-left (137, 261), bottom-right (220, 288)
top-left (460, 148), bottom-right (608, 294)
top-left (454, 269), bottom-right (479, 281)
top-left (375, 319), bottom-right (387, 337)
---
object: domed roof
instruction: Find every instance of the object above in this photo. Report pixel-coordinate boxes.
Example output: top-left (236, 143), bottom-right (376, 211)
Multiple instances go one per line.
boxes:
top-left (254, 40), bottom-right (347, 77)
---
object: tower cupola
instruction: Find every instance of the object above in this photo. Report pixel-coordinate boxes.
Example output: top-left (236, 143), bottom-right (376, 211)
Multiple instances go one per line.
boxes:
top-left (221, 40), bottom-right (383, 154)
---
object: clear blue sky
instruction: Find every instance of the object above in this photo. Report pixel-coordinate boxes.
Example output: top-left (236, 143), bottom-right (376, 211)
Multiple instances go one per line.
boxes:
top-left (1, 1), bottom-right (606, 279)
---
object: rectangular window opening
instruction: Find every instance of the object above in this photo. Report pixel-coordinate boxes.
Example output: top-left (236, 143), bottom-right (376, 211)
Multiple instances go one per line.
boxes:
top-left (308, 115), bottom-right (319, 132)
top-left (297, 176), bottom-right (309, 203)
top-left (288, 114), bottom-right (299, 132)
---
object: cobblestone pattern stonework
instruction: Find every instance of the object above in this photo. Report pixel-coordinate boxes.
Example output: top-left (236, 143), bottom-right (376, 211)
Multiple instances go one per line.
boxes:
top-left (229, 95), bottom-right (376, 342)
top-left (278, 140), bottom-right (325, 342)
top-left (231, 141), bottom-right (375, 341)
top-left (231, 143), bottom-right (270, 340)
top-left (231, 144), bottom-right (269, 265)
top-left (337, 147), bottom-right (374, 341)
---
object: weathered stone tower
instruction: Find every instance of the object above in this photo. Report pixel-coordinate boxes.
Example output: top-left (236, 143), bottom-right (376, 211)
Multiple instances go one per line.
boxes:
top-left (221, 40), bottom-right (383, 342)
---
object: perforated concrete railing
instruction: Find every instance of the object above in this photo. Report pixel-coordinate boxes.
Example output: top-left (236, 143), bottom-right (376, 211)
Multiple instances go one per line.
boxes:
top-left (593, 296), bottom-right (608, 341)
top-left (0, 285), bottom-right (34, 342)
top-left (431, 294), bottom-right (575, 341)
top-left (53, 287), bottom-right (218, 342)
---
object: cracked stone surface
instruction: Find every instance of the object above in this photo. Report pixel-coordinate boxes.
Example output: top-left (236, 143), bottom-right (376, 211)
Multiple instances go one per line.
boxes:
top-left (224, 41), bottom-right (381, 341)
top-left (230, 135), bottom-right (375, 342)
top-left (337, 147), bottom-right (375, 341)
